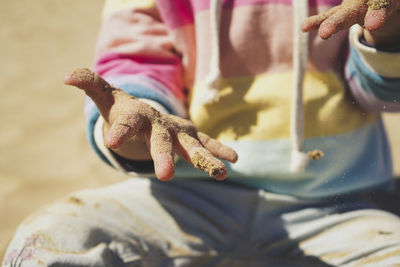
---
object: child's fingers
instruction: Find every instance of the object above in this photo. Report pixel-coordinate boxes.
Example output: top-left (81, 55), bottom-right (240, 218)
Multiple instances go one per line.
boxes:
top-left (176, 132), bottom-right (227, 180)
top-left (148, 125), bottom-right (175, 181)
top-left (105, 115), bottom-right (143, 149)
top-left (64, 68), bottom-right (115, 118)
top-left (197, 132), bottom-right (238, 163)
top-left (364, 8), bottom-right (388, 31)
top-left (302, 6), bottom-right (341, 32)
top-left (318, 6), bottom-right (364, 39)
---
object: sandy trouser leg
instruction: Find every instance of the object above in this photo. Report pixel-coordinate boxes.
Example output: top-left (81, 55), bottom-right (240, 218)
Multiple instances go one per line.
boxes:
top-left (283, 208), bottom-right (400, 266)
top-left (2, 179), bottom-right (212, 266)
top-left (250, 190), bottom-right (400, 266)
top-left (2, 178), bottom-right (262, 267)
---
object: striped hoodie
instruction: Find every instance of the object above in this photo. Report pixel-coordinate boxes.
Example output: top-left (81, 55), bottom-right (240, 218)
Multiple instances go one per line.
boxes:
top-left (85, 0), bottom-right (400, 199)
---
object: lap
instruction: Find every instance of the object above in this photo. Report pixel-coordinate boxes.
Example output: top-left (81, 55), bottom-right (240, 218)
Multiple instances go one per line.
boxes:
top-left (3, 178), bottom-right (400, 266)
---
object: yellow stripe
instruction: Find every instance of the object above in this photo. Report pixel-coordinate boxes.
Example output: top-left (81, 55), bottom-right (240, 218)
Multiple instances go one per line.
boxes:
top-left (102, 0), bottom-right (156, 18)
top-left (189, 71), bottom-right (377, 140)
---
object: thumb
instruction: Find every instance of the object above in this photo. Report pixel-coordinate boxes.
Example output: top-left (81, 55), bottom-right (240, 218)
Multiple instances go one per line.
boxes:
top-left (104, 115), bottom-right (144, 149)
top-left (64, 68), bottom-right (115, 120)
top-left (104, 121), bottom-right (131, 149)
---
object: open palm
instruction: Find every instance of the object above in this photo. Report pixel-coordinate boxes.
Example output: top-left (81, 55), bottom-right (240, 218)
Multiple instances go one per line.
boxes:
top-left (64, 69), bottom-right (238, 181)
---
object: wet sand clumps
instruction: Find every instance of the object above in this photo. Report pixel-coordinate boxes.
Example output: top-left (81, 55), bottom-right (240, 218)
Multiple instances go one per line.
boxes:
top-left (307, 150), bottom-right (324, 160)
top-left (367, 0), bottom-right (390, 9)
top-left (192, 152), bottom-right (222, 177)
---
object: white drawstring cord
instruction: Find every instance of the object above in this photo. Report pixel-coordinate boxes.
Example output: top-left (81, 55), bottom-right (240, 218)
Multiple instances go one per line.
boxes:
top-left (290, 0), bottom-right (310, 173)
top-left (198, 0), bottom-right (320, 171)
top-left (197, 0), bottom-right (222, 105)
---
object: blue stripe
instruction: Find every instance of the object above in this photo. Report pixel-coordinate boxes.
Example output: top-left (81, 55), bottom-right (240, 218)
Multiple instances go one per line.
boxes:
top-left (119, 83), bottom-right (177, 115)
top-left (348, 45), bottom-right (400, 102)
top-left (174, 120), bottom-right (393, 199)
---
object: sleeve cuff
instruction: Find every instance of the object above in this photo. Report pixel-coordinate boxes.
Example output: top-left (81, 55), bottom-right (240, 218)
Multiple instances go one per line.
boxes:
top-left (105, 74), bottom-right (188, 118)
top-left (94, 115), bottom-right (128, 173)
top-left (349, 25), bottom-right (400, 78)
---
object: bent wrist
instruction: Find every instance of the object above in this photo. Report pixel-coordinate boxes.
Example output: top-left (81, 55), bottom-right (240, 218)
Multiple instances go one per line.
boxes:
top-left (363, 29), bottom-right (400, 48)
top-left (362, 12), bottom-right (400, 48)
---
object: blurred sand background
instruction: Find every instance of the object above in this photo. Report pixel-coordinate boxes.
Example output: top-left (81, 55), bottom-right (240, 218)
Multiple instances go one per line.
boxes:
top-left (0, 0), bottom-right (399, 260)
top-left (0, 0), bottom-right (126, 258)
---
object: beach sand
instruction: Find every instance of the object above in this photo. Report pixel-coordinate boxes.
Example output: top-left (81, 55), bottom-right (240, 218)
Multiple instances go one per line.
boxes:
top-left (1, 0), bottom-right (399, 260)
top-left (0, 0), bottom-right (126, 258)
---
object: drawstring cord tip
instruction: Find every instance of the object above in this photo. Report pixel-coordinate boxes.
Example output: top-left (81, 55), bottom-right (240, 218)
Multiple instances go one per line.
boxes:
top-left (290, 150), bottom-right (310, 173)
top-left (197, 69), bottom-right (221, 105)
top-left (290, 149), bottom-right (324, 173)
top-left (197, 86), bottom-right (220, 105)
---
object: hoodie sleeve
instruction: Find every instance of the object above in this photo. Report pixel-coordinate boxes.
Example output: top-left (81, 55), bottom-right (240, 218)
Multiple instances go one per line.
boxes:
top-left (85, 0), bottom-right (187, 172)
top-left (345, 25), bottom-right (400, 113)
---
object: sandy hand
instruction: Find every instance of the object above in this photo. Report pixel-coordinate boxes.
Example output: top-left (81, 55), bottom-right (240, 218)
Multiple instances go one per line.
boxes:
top-left (64, 68), bottom-right (238, 181)
top-left (302, 0), bottom-right (400, 40)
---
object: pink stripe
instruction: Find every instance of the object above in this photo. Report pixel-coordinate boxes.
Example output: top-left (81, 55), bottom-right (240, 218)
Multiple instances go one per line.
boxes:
top-left (157, 0), bottom-right (194, 29)
top-left (94, 52), bottom-right (185, 101)
top-left (309, 0), bottom-right (343, 6)
top-left (156, 0), bottom-right (342, 29)
top-left (191, 0), bottom-right (341, 12)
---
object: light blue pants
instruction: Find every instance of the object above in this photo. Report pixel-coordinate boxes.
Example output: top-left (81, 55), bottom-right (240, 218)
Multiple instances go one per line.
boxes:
top-left (3, 178), bottom-right (400, 266)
